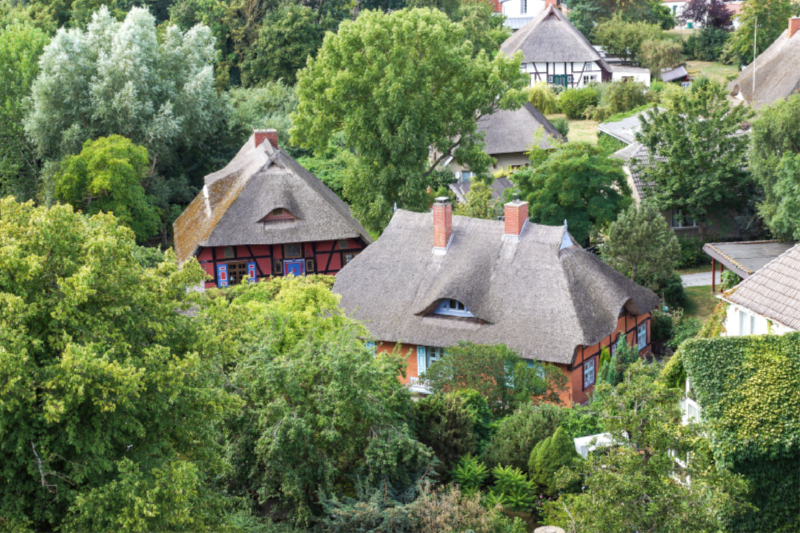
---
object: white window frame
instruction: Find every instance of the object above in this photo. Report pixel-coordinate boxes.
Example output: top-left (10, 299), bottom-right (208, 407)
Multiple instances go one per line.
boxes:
top-left (671, 210), bottom-right (697, 228)
top-left (583, 358), bottom-right (596, 389)
top-left (521, 0), bottom-right (527, 14)
top-left (426, 346), bottom-right (445, 367)
top-left (638, 323), bottom-right (647, 350)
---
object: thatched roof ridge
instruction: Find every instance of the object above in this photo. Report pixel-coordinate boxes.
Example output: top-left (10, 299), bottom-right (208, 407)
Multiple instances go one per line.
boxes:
top-left (173, 135), bottom-right (371, 264)
top-left (500, 4), bottom-right (611, 67)
top-left (479, 102), bottom-right (565, 155)
top-left (333, 210), bottom-right (658, 364)
top-left (725, 244), bottom-right (800, 330)
top-left (728, 27), bottom-right (800, 109)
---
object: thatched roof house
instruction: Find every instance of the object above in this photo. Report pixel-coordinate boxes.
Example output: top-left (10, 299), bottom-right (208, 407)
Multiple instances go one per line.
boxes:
top-left (334, 198), bottom-right (658, 404)
top-left (173, 130), bottom-right (371, 287)
top-left (500, 2), bottom-right (612, 88)
top-left (728, 18), bottom-right (800, 109)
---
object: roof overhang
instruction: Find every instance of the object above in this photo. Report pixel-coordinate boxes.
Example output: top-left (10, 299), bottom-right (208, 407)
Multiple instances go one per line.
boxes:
top-left (703, 241), bottom-right (796, 279)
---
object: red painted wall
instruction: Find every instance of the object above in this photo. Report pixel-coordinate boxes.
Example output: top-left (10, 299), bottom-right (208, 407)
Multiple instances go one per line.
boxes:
top-left (196, 238), bottom-right (366, 288)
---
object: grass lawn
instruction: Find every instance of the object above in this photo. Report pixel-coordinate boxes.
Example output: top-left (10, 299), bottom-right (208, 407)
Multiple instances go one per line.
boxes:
top-left (684, 285), bottom-right (720, 321)
top-left (685, 60), bottom-right (739, 85)
top-left (677, 264), bottom-right (712, 276)
top-left (547, 113), bottom-right (599, 145)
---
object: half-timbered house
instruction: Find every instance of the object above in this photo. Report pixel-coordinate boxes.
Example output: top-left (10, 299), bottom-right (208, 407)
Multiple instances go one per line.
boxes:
top-left (500, 0), bottom-right (612, 88)
top-left (333, 198), bottom-right (658, 405)
top-left (173, 130), bottom-right (372, 288)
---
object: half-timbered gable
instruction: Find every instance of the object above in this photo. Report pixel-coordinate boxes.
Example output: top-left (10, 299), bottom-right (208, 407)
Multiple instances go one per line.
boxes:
top-left (174, 130), bottom-right (372, 288)
top-left (500, 2), bottom-right (612, 88)
top-left (333, 198), bottom-right (658, 405)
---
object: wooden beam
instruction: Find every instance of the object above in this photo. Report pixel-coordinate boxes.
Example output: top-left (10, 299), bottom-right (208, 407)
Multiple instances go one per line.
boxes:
top-left (711, 257), bottom-right (716, 293)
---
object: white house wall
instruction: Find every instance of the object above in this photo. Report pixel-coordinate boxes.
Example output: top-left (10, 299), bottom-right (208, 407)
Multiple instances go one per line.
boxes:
top-left (502, 0), bottom-right (546, 18)
top-left (723, 302), bottom-right (796, 337)
top-left (523, 61), bottom-right (605, 87)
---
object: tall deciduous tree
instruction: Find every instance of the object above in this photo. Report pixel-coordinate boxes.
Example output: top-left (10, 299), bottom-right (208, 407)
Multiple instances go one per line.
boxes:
top-left (749, 93), bottom-right (800, 240)
top-left (0, 198), bottom-right (238, 532)
top-left (0, 24), bottom-right (48, 201)
top-left (25, 7), bottom-right (228, 175)
top-left (639, 38), bottom-right (683, 74)
top-left (594, 17), bottom-right (664, 65)
top-left (513, 143), bottom-right (631, 245)
top-left (635, 80), bottom-right (751, 236)
top-left (291, 8), bottom-right (527, 232)
top-left (454, 180), bottom-right (499, 219)
top-left (726, 0), bottom-right (797, 63)
top-left (602, 202), bottom-right (680, 284)
top-left (680, 0), bottom-right (733, 29)
top-left (55, 135), bottom-right (160, 243)
top-left (567, 0), bottom-right (675, 38)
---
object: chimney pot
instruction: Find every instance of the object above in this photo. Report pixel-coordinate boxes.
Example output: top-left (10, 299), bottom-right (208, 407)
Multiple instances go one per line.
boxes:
top-left (433, 198), bottom-right (453, 251)
top-left (504, 200), bottom-right (529, 240)
top-left (790, 17), bottom-right (800, 39)
top-left (254, 129), bottom-right (278, 150)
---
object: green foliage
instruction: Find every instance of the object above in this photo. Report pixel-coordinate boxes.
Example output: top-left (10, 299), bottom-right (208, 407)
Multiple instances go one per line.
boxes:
top-left (558, 87), bottom-right (599, 119)
top-left (726, 0), bottom-right (797, 64)
top-left (684, 26), bottom-right (731, 62)
top-left (422, 342), bottom-right (568, 417)
top-left (639, 38), bottom-right (683, 74)
top-left (481, 403), bottom-right (566, 472)
top-left (25, 7), bottom-right (227, 176)
top-left (650, 271), bottom-right (686, 310)
top-left (720, 269), bottom-right (741, 291)
top-left (749, 94), bottom-right (800, 240)
top-left (635, 80), bottom-right (752, 231)
top-left (602, 202), bottom-right (680, 284)
top-left (550, 117), bottom-right (569, 138)
top-left (452, 454), bottom-right (490, 495)
top-left (414, 393), bottom-right (478, 475)
top-left (228, 82), bottom-right (300, 158)
top-left (594, 17), bottom-right (664, 65)
top-left (599, 334), bottom-right (641, 386)
top-left (454, 389), bottom-right (494, 453)
top-left (529, 427), bottom-right (580, 497)
top-left (0, 24), bottom-right (48, 201)
top-left (559, 404), bottom-right (605, 440)
top-left (488, 465), bottom-right (535, 512)
top-left (665, 308), bottom-right (702, 351)
top-left (650, 305), bottom-right (674, 343)
top-left (545, 361), bottom-right (751, 532)
top-left (567, 0), bottom-right (675, 38)
top-left (453, 179), bottom-right (499, 219)
top-left (291, 8), bottom-right (527, 233)
top-left (528, 82), bottom-right (561, 115)
top-left (596, 132), bottom-right (626, 155)
top-left (296, 134), bottom-right (357, 199)
top-left (682, 334), bottom-right (800, 532)
top-left (676, 235), bottom-right (710, 268)
top-left (600, 81), bottom-right (651, 116)
top-left (0, 198), bottom-right (237, 532)
top-left (513, 142), bottom-right (631, 245)
top-left (55, 135), bottom-right (159, 243)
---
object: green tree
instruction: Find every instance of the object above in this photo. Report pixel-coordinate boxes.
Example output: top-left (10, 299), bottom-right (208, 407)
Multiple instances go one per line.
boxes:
top-left (0, 24), bottom-right (48, 201)
top-left (568, 0), bottom-right (675, 37)
top-left (749, 94), bottom-right (800, 240)
top-left (228, 82), bottom-right (301, 157)
top-left (544, 362), bottom-right (750, 532)
top-left (528, 427), bottom-right (580, 497)
top-left (415, 393), bottom-right (479, 475)
top-left (513, 143), bottom-right (632, 245)
top-left (55, 135), bottom-right (160, 243)
top-left (594, 17), bottom-right (664, 65)
top-left (602, 202), bottom-right (680, 284)
top-left (25, 6), bottom-right (228, 175)
top-left (725, 0), bottom-right (798, 64)
top-left (291, 8), bottom-right (527, 232)
top-left (422, 342), bottom-right (567, 417)
top-left (635, 79), bottom-right (751, 236)
top-left (482, 403), bottom-right (566, 472)
top-left (454, 180), bottom-right (499, 219)
top-left (528, 82), bottom-right (561, 115)
top-left (640, 38), bottom-right (683, 74)
top-left (0, 198), bottom-right (238, 532)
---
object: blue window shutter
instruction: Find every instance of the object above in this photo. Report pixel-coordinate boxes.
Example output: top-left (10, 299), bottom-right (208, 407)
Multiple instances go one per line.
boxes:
top-left (216, 263), bottom-right (228, 288)
top-left (417, 346), bottom-right (427, 376)
top-left (247, 261), bottom-right (257, 283)
top-left (366, 341), bottom-right (376, 357)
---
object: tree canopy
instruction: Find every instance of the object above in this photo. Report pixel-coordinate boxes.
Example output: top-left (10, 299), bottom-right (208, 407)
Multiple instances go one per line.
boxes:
top-left (513, 142), bottom-right (631, 245)
top-left (291, 8), bottom-right (527, 232)
top-left (726, 0), bottom-right (797, 64)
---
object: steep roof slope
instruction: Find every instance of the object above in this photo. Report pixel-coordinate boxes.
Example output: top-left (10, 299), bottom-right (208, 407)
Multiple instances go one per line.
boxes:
top-left (500, 3), bottom-right (611, 67)
top-left (479, 102), bottom-right (564, 155)
top-left (333, 210), bottom-right (658, 364)
top-left (725, 244), bottom-right (800, 330)
top-left (173, 135), bottom-right (371, 264)
top-left (728, 26), bottom-right (800, 109)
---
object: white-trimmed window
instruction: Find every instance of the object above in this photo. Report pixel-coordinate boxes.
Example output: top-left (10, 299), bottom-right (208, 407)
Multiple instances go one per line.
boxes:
top-left (434, 299), bottom-right (474, 318)
top-left (638, 323), bottom-right (647, 350)
top-left (426, 346), bottom-right (445, 367)
top-left (739, 309), bottom-right (756, 335)
top-left (583, 75), bottom-right (597, 85)
top-left (460, 171), bottom-right (473, 183)
top-left (584, 62), bottom-right (593, 71)
top-left (583, 358), bottom-right (596, 389)
top-left (521, 0), bottom-right (527, 14)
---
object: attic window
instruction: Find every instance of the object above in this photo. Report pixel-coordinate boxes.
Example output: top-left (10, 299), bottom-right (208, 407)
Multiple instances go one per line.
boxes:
top-left (433, 299), bottom-right (474, 318)
top-left (261, 208), bottom-right (296, 222)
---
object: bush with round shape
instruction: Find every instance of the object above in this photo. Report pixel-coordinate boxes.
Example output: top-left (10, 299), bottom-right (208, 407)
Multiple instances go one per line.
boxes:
top-left (559, 87), bottom-right (600, 119)
top-left (529, 427), bottom-right (581, 497)
top-left (481, 403), bottom-right (565, 472)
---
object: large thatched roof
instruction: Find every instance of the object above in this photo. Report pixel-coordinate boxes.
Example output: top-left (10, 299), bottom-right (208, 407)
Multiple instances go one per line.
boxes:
top-left (724, 244), bottom-right (800, 330)
top-left (728, 26), bottom-right (800, 109)
top-left (500, 3), bottom-right (611, 67)
top-left (173, 135), bottom-right (371, 264)
top-left (333, 210), bottom-right (658, 365)
top-left (479, 102), bottom-right (564, 155)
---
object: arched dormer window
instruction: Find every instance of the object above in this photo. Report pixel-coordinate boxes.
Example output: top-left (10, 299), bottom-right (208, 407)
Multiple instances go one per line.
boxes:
top-left (433, 299), bottom-right (474, 318)
top-left (260, 208), bottom-right (297, 222)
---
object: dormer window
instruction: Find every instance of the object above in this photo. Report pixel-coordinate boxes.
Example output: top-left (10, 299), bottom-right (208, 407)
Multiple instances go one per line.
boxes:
top-left (260, 208), bottom-right (297, 222)
top-left (433, 299), bottom-right (474, 318)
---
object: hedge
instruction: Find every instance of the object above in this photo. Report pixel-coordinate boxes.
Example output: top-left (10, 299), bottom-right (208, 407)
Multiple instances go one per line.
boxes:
top-left (681, 333), bottom-right (800, 532)
top-left (559, 87), bottom-right (599, 119)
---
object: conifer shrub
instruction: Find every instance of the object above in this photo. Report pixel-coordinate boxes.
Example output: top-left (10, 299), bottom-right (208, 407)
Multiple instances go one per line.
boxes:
top-left (486, 465), bottom-right (536, 512)
top-left (452, 454), bottom-right (490, 496)
top-left (528, 427), bottom-right (581, 497)
top-left (414, 393), bottom-right (478, 476)
top-left (481, 403), bottom-right (566, 472)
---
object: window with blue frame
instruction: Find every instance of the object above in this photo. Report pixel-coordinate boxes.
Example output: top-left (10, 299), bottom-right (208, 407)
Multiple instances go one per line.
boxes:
top-left (426, 346), bottom-right (445, 367)
top-left (433, 299), bottom-right (474, 318)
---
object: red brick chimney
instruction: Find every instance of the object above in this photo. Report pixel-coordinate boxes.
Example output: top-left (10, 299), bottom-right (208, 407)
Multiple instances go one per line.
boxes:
top-left (504, 199), bottom-right (529, 240)
top-left (790, 17), bottom-right (800, 39)
top-left (433, 197), bottom-right (453, 251)
top-left (545, 0), bottom-right (557, 8)
top-left (254, 129), bottom-right (278, 149)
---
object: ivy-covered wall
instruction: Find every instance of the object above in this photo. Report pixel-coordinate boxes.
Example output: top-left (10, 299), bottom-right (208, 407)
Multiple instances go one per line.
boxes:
top-left (681, 333), bottom-right (800, 533)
